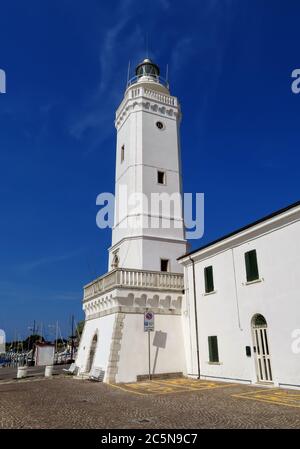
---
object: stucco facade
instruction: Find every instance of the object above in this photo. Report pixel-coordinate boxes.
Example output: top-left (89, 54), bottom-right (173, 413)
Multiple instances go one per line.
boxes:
top-left (179, 202), bottom-right (300, 389)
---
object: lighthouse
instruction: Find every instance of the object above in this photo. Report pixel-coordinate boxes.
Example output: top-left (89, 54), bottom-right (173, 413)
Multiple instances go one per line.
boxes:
top-left (76, 58), bottom-right (187, 383)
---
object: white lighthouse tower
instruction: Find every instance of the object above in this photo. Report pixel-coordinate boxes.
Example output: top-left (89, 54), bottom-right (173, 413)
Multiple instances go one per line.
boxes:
top-left (76, 58), bottom-right (187, 383)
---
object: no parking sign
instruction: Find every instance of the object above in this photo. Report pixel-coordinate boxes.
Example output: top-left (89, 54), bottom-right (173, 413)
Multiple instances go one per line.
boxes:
top-left (144, 311), bottom-right (154, 332)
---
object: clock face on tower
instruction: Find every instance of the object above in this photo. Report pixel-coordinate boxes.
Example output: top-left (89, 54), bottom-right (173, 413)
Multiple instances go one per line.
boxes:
top-left (156, 121), bottom-right (164, 130)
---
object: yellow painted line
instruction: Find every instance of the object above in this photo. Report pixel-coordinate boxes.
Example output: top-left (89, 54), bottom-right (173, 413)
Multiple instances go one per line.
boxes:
top-left (108, 383), bottom-right (149, 396)
top-left (109, 382), bottom-right (200, 396)
top-left (232, 388), bottom-right (300, 409)
top-left (151, 379), bottom-right (235, 390)
top-left (108, 379), bottom-right (237, 396)
top-left (233, 388), bottom-right (277, 397)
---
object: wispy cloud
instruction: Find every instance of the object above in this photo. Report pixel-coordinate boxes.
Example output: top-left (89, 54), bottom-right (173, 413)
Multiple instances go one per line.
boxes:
top-left (69, 0), bottom-right (140, 150)
top-left (170, 37), bottom-right (194, 73)
top-left (158, 0), bottom-right (171, 11)
top-left (19, 249), bottom-right (83, 272)
top-left (69, 0), bottom-right (238, 153)
top-left (47, 291), bottom-right (81, 302)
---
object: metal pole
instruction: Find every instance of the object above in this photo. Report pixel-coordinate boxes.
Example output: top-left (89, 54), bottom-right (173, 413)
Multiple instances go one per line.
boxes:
top-left (190, 257), bottom-right (201, 379)
top-left (126, 60), bottom-right (131, 87)
top-left (71, 315), bottom-right (74, 362)
top-left (55, 321), bottom-right (58, 364)
top-left (148, 330), bottom-right (151, 381)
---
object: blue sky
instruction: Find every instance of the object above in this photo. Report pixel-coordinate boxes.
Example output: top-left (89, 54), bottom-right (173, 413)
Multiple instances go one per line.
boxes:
top-left (0, 0), bottom-right (299, 340)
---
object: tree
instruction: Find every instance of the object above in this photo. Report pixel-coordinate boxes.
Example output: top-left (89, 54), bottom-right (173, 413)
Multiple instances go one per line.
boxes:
top-left (23, 334), bottom-right (44, 351)
top-left (76, 320), bottom-right (85, 338)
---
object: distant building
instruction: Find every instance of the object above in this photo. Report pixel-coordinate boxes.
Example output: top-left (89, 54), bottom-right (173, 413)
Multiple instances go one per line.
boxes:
top-left (35, 342), bottom-right (55, 366)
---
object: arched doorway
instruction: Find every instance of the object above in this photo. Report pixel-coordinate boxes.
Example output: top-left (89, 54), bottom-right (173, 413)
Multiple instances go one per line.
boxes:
top-left (86, 333), bottom-right (98, 373)
top-left (251, 314), bottom-right (273, 383)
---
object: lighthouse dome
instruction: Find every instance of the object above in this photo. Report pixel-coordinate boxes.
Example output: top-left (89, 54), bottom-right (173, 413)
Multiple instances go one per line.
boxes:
top-left (135, 58), bottom-right (160, 78)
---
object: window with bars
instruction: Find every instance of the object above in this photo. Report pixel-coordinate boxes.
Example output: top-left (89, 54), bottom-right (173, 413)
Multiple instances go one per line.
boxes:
top-left (245, 249), bottom-right (259, 282)
top-left (204, 266), bottom-right (214, 293)
top-left (208, 336), bottom-right (219, 363)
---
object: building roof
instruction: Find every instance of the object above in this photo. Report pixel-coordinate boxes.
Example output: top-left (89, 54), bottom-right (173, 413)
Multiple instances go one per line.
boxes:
top-left (178, 199), bottom-right (300, 261)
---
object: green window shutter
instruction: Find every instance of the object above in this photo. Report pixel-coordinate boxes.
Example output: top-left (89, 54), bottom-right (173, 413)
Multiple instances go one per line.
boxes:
top-left (208, 336), bottom-right (219, 363)
top-left (204, 266), bottom-right (214, 293)
top-left (245, 250), bottom-right (259, 282)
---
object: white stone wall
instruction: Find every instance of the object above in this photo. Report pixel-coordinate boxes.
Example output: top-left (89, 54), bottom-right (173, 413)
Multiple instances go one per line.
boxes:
top-left (116, 313), bottom-right (186, 383)
top-left (76, 310), bottom-right (186, 383)
top-left (109, 81), bottom-right (186, 272)
top-left (76, 313), bottom-right (115, 375)
top-left (181, 208), bottom-right (300, 388)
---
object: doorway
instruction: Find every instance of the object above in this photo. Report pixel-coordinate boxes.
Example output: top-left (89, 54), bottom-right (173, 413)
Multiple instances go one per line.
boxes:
top-left (86, 333), bottom-right (98, 373)
top-left (251, 314), bottom-right (273, 383)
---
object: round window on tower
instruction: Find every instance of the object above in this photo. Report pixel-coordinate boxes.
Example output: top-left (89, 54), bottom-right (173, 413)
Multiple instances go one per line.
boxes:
top-left (156, 121), bottom-right (165, 130)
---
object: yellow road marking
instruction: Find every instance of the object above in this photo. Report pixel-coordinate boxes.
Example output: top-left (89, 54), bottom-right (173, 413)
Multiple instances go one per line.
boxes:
top-left (108, 379), bottom-right (236, 396)
top-left (108, 383), bottom-right (150, 396)
top-left (153, 379), bottom-right (235, 390)
top-left (233, 388), bottom-right (300, 409)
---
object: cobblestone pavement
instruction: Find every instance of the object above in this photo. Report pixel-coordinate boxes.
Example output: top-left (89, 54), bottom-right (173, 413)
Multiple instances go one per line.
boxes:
top-left (0, 376), bottom-right (299, 429)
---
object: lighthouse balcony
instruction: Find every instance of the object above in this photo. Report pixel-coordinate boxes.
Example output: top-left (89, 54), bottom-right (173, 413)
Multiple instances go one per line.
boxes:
top-left (84, 268), bottom-right (184, 301)
top-left (82, 268), bottom-right (184, 319)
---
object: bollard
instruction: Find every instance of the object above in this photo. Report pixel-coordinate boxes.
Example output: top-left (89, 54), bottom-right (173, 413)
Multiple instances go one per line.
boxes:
top-left (17, 366), bottom-right (27, 379)
top-left (45, 365), bottom-right (53, 377)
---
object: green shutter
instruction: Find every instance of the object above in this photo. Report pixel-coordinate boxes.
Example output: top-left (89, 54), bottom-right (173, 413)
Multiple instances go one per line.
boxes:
top-left (245, 250), bottom-right (259, 282)
top-left (204, 266), bottom-right (214, 293)
top-left (208, 336), bottom-right (219, 363)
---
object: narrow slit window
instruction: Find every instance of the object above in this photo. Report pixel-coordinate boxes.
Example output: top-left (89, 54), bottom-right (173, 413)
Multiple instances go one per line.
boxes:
top-left (160, 259), bottom-right (169, 272)
top-left (121, 145), bottom-right (125, 163)
top-left (245, 249), bottom-right (259, 282)
top-left (204, 266), bottom-right (214, 293)
top-left (157, 170), bottom-right (166, 184)
top-left (208, 336), bottom-right (219, 363)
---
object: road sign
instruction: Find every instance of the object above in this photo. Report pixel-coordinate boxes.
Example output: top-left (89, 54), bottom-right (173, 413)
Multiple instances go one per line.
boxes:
top-left (144, 311), bottom-right (154, 332)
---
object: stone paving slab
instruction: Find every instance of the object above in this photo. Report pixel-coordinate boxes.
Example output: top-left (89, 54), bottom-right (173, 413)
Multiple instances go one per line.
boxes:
top-left (233, 388), bottom-right (300, 408)
top-left (0, 376), bottom-right (299, 429)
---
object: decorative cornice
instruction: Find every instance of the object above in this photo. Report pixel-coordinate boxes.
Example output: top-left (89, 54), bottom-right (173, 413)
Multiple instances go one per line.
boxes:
top-left (115, 87), bottom-right (181, 129)
top-left (109, 234), bottom-right (187, 253)
top-left (83, 286), bottom-right (183, 320)
top-left (85, 305), bottom-right (182, 321)
top-left (115, 99), bottom-right (179, 129)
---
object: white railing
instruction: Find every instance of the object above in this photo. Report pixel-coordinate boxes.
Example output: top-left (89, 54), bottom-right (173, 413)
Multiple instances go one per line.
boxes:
top-left (127, 74), bottom-right (169, 89)
top-left (83, 268), bottom-right (184, 301)
top-left (143, 88), bottom-right (176, 106)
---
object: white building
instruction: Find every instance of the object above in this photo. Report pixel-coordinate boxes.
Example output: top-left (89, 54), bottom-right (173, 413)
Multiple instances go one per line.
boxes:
top-left (179, 201), bottom-right (300, 389)
top-left (76, 57), bottom-right (300, 388)
top-left (75, 58), bottom-right (187, 383)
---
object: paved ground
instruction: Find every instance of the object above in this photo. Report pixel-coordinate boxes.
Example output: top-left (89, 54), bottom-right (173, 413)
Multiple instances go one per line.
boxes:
top-left (0, 376), bottom-right (299, 429)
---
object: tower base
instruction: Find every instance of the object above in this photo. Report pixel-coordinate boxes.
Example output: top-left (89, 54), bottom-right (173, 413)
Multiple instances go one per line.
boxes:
top-left (75, 269), bottom-right (186, 383)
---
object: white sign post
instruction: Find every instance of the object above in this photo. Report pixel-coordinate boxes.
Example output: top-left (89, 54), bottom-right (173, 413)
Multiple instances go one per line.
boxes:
top-left (144, 312), bottom-right (154, 380)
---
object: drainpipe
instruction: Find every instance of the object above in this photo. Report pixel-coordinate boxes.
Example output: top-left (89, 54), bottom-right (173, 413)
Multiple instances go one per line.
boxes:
top-left (189, 256), bottom-right (201, 379)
